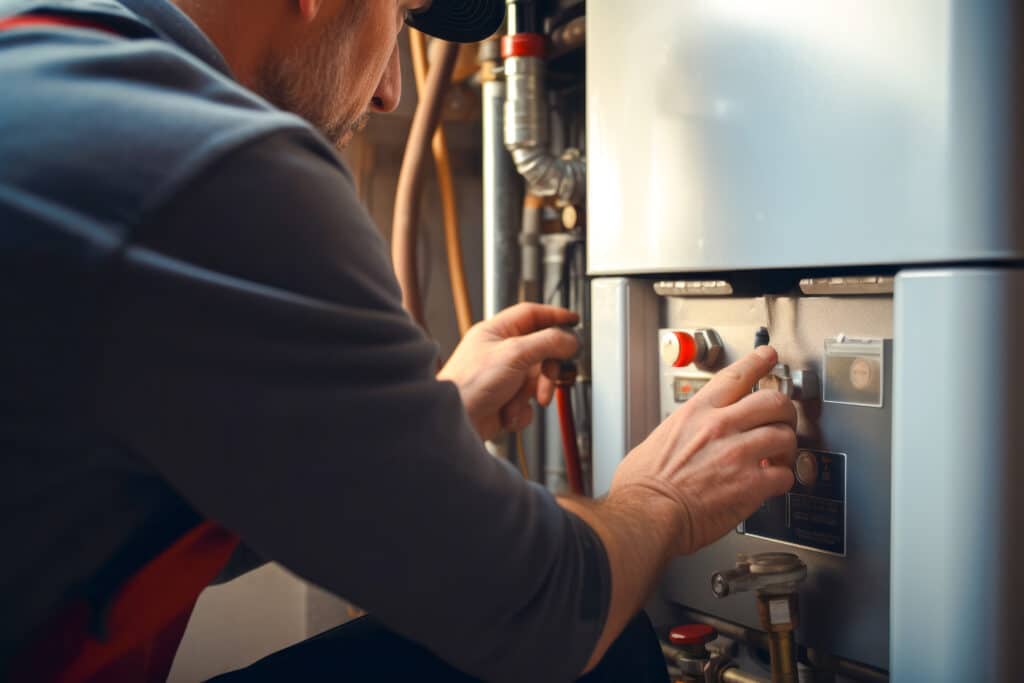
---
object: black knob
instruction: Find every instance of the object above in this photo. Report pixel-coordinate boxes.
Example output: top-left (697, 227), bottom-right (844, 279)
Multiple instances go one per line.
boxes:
top-left (754, 327), bottom-right (771, 348)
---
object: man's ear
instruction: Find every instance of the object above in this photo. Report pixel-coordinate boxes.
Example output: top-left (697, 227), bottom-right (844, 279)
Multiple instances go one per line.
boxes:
top-left (297, 0), bottom-right (324, 22)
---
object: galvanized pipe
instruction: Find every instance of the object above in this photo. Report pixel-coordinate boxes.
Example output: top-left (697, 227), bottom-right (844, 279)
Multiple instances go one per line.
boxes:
top-left (481, 55), bottom-right (522, 465)
top-left (540, 232), bottom-right (578, 492)
top-left (481, 67), bottom-right (520, 320)
top-left (519, 195), bottom-right (543, 303)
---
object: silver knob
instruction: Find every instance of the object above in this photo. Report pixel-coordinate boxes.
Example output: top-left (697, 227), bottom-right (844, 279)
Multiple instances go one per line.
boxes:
top-left (762, 364), bottom-right (819, 401)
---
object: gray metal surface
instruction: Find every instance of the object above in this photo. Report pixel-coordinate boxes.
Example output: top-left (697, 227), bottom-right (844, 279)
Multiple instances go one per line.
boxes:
top-left (586, 1), bottom-right (1024, 275)
top-left (590, 278), bottom-right (659, 496)
top-left (891, 268), bottom-right (1024, 682)
top-left (595, 289), bottom-right (894, 669)
top-left (661, 296), bottom-right (893, 670)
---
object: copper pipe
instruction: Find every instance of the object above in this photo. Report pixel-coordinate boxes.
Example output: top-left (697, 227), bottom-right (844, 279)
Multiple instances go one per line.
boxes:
top-left (721, 669), bottom-right (771, 683)
top-left (766, 630), bottom-right (797, 683)
top-left (408, 30), bottom-right (473, 336)
top-left (756, 593), bottom-right (800, 683)
top-left (391, 37), bottom-right (459, 330)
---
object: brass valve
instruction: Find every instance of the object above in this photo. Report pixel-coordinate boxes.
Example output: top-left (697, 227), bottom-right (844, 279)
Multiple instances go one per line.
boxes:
top-left (712, 553), bottom-right (807, 683)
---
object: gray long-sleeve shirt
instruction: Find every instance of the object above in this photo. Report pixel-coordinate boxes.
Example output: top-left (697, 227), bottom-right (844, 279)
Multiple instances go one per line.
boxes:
top-left (0, 1), bottom-right (610, 680)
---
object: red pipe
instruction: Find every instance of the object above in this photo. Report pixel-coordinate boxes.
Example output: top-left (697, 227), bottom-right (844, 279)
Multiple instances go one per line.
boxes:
top-left (555, 384), bottom-right (584, 495)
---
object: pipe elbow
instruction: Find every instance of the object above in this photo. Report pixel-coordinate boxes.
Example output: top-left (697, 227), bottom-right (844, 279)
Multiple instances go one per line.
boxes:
top-left (502, 54), bottom-right (586, 205)
top-left (508, 144), bottom-right (586, 205)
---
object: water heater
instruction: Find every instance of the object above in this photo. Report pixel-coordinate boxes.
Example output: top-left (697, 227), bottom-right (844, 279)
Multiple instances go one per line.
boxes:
top-left (586, 2), bottom-right (1024, 680)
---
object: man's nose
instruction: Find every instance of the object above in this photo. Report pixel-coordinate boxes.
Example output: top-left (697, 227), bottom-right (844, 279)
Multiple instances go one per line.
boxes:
top-left (371, 43), bottom-right (401, 113)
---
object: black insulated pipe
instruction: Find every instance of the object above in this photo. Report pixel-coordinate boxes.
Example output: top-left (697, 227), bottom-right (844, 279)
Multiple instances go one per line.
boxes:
top-left (505, 0), bottom-right (538, 35)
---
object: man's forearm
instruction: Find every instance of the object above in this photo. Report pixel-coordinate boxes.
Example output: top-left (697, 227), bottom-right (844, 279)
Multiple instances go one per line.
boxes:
top-left (555, 348), bottom-right (799, 675)
top-left (558, 488), bottom-right (685, 673)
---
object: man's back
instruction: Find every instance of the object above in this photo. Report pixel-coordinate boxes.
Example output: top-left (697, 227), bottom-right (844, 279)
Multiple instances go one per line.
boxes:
top-left (0, 4), bottom-right (613, 681)
top-left (0, 0), bottom-right (329, 659)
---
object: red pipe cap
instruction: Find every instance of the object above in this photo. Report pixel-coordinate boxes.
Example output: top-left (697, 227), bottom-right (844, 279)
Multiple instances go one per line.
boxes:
top-left (669, 624), bottom-right (718, 646)
top-left (501, 33), bottom-right (546, 59)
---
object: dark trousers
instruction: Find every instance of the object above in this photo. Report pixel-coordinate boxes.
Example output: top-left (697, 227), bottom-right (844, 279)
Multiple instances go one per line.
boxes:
top-left (209, 612), bottom-right (669, 682)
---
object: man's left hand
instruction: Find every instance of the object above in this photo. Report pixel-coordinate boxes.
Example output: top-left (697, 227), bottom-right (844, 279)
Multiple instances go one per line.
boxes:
top-left (438, 303), bottom-right (580, 441)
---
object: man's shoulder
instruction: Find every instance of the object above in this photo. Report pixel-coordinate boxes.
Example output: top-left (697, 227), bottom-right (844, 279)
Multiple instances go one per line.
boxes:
top-left (0, 5), bottom-right (337, 240)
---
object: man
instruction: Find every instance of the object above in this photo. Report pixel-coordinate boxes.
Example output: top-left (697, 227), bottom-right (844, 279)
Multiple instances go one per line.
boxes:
top-left (0, 0), bottom-right (798, 680)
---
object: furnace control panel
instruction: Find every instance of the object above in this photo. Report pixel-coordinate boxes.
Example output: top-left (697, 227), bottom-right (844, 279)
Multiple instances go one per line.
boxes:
top-left (657, 328), bottom-right (885, 559)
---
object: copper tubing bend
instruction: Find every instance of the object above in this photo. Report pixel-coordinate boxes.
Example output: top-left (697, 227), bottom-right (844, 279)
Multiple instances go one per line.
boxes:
top-left (391, 36), bottom-right (460, 330)
top-left (408, 31), bottom-right (474, 336)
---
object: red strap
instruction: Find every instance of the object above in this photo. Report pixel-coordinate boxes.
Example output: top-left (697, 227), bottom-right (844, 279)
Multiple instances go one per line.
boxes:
top-left (0, 14), bottom-right (124, 37)
top-left (11, 522), bottom-right (240, 683)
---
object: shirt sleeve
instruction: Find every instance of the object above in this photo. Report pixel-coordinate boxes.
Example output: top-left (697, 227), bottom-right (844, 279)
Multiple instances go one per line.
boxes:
top-left (92, 129), bottom-right (610, 682)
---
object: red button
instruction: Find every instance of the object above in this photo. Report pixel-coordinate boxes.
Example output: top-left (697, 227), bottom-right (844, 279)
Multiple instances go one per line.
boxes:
top-left (669, 623), bottom-right (718, 646)
top-left (661, 330), bottom-right (697, 367)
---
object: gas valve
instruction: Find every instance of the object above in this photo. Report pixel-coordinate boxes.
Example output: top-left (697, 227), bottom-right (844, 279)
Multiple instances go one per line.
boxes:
top-left (667, 623), bottom-right (718, 682)
top-left (712, 553), bottom-right (807, 683)
top-left (664, 624), bottom-right (764, 683)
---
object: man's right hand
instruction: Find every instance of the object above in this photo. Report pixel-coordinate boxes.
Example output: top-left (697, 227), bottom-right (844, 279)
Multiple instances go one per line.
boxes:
top-left (610, 344), bottom-right (798, 556)
top-left (566, 345), bottom-right (799, 674)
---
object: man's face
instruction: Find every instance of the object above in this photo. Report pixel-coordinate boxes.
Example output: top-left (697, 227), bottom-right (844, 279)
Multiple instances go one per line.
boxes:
top-left (258, 1), bottom-right (424, 149)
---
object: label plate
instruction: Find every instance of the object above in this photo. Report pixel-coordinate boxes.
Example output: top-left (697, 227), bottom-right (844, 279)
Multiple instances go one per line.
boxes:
top-left (740, 450), bottom-right (847, 556)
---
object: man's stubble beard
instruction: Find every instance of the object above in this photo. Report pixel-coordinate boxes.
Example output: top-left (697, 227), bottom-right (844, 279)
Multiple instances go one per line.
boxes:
top-left (255, 16), bottom-right (369, 150)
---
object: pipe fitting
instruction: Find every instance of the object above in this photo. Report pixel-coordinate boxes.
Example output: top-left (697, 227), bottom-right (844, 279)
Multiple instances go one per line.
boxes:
top-left (712, 553), bottom-right (807, 683)
top-left (503, 54), bottom-right (586, 205)
top-left (712, 553), bottom-right (807, 598)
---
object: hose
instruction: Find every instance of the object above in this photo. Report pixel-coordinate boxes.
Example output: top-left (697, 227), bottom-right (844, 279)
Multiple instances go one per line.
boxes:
top-left (550, 15), bottom-right (585, 54)
top-left (555, 383), bottom-right (584, 495)
top-left (391, 37), bottom-right (459, 330)
top-left (408, 30), bottom-right (474, 336)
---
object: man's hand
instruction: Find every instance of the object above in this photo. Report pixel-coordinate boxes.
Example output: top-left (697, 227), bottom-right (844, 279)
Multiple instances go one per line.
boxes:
top-left (437, 303), bottom-right (579, 441)
top-left (611, 345), bottom-right (798, 555)
top-left (566, 345), bottom-right (799, 674)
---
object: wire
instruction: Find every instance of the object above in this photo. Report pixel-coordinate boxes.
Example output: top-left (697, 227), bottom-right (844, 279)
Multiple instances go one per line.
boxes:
top-left (515, 431), bottom-right (530, 479)
top-left (555, 384), bottom-right (584, 495)
top-left (545, 240), bottom-right (579, 305)
top-left (391, 37), bottom-right (459, 331)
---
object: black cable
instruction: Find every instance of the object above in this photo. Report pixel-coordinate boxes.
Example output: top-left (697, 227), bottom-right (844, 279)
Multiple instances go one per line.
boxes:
top-left (545, 240), bottom-right (579, 306)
